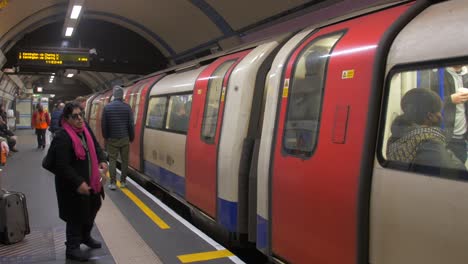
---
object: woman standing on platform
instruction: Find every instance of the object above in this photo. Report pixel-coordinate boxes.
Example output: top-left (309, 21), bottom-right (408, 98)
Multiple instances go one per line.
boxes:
top-left (53, 102), bottom-right (108, 261)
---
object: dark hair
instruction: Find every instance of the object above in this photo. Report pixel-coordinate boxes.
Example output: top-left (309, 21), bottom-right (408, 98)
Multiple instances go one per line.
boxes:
top-left (61, 102), bottom-right (82, 120)
top-left (400, 88), bottom-right (442, 125)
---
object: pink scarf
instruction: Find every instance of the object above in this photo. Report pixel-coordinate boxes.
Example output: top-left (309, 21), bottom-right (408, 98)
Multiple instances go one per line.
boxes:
top-left (61, 120), bottom-right (101, 192)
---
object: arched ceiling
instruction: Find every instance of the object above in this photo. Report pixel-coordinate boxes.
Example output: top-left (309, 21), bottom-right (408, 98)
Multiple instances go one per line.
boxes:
top-left (0, 0), bottom-right (395, 94)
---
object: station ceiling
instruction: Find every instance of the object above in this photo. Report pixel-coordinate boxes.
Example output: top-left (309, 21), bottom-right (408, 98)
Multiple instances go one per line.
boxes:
top-left (0, 0), bottom-right (393, 100)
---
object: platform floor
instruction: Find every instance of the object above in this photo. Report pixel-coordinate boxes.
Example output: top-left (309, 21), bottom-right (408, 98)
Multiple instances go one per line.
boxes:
top-left (0, 130), bottom-right (243, 264)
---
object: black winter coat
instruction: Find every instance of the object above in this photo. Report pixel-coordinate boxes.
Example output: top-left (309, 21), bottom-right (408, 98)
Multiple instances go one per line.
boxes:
top-left (53, 128), bottom-right (106, 224)
top-left (386, 117), bottom-right (468, 179)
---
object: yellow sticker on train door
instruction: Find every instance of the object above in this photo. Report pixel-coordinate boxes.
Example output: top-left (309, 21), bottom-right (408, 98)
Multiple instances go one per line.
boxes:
top-left (282, 79), bottom-right (290, 98)
top-left (342, 70), bottom-right (355, 79)
top-left (221, 87), bottom-right (226, 102)
top-left (197, 89), bottom-right (202, 95)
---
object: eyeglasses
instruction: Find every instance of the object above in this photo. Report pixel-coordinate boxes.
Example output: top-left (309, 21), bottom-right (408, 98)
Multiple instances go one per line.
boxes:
top-left (71, 112), bottom-right (84, 120)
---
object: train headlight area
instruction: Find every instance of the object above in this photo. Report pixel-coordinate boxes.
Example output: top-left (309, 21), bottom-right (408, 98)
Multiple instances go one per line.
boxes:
top-left (0, 130), bottom-right (247, 264)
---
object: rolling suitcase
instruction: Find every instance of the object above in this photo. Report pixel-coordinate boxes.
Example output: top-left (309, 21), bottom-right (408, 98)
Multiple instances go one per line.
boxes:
top-left (0, 190), bottom-right (30, 244)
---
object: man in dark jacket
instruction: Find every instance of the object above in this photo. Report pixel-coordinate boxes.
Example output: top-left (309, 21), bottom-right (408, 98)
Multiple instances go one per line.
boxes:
top-left (49, 102), bottom-right (64, 135)
top-left (101, 86), bottom-right (134, 190)
top-left (423, 66), bottom-right (468, 163)
top-left (387, 88), bottom-right (467, 179)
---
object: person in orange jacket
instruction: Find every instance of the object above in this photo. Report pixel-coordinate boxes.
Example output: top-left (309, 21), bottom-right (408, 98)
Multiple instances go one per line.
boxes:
top-left (32, 103), bottom-right (50, 149)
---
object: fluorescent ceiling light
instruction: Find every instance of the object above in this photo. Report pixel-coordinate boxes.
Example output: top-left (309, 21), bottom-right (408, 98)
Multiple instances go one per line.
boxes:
top-left (70, 5), bottom-right (82, 19)
top-left (50, 75), bottom-right (54, 79)
top-left (37, 87), bottom-right (43, 92)
top-left (67, 73), bottom-right (74, 78)
top-left (65, 27), bottom-right (74, 37)
top-left (49, 79), bottom-right (53, 83)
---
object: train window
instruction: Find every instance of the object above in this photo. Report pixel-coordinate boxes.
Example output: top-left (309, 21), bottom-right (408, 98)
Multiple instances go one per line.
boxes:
top-left (166, 94), bottom-right (193, 133)
top-left (381, 63), bottom-right (468, 180)
top-left (201, 60), bottom-right (236, 143)
top-left (283, 33), bottom-right (343, 157)
top-left (146, 97), bottom-right (167, 129)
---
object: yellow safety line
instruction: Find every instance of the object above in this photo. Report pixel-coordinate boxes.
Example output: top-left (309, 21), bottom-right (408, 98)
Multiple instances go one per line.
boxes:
top-left (114, 180), bottom-right (170, 230)
top-left (177, 249), bottom-right (234, 263)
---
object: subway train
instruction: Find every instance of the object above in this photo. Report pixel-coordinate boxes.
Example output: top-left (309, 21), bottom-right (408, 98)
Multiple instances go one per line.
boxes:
top-left (83, 1), bottom-right (468, 263)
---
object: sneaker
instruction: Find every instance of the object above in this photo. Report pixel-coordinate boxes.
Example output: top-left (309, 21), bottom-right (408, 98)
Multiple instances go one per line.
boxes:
top-left (108, 183), bottom-right (116, 190)
top-left (120, 182), bottom-right (127, 188)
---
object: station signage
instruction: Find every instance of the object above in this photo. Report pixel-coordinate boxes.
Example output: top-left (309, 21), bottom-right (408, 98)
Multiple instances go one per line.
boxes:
top-left (17, 49), bottom-right (90, 67)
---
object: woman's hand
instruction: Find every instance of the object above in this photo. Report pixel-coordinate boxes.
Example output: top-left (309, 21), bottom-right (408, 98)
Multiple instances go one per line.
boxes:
top-left (77, 182), bottom-right (91, 195)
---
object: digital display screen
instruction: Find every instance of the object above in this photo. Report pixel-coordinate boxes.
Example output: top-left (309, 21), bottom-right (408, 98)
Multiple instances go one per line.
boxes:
top-left (17, 50), bottom-right (90, 67)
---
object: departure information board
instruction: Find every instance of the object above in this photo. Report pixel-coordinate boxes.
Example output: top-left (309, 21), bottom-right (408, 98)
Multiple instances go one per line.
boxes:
top-left (17, 50), bottom-right (90, 67)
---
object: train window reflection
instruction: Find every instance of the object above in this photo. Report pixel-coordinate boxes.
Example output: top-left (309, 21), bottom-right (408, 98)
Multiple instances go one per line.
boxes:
top-left (166, 94), bottom-right (192, 133)
top-left (201, 60), bottom-right (235, 143)
top-left (283, 32), bottom-right (343, 157)
top-left (381, 63), bottom-right (468, 180)
top-left (90, 101), bottom-right (99, 120)
top-left (146, 97), bottom-right (167, 129)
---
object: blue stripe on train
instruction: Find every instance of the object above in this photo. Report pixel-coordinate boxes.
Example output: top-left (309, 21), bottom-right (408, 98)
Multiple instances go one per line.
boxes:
top-left (217, 198), bottom-right (238, 232)
top-left (144, 161), bottom-right (185, 197)
top-left (257, 215), bottom-right (269, 251)
top-left (143, 160), bottom-right (238, 232)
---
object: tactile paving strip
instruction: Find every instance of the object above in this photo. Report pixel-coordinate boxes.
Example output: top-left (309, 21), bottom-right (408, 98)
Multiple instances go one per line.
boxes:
top-left (0, 228), bottom-right (57, 264)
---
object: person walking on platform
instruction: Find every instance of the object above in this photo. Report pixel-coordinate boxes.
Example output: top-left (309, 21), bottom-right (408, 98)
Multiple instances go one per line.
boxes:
top-left (31, 103), bottom-right (50, 149)
top-left (49, 102), bottom-right (64, 137)
top-left (101, 86), bottom-right (134, 190)
top-left (53, 102), bottom-right (108, 261)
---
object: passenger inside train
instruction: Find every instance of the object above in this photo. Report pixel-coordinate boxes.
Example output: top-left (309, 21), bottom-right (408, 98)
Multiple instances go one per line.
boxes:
top-left (383, 64), bottom-right (468, 179)
top-left (421, 65), bottom-right (468, 163)
top-left (147, 97), bottom-right (167, 129)
top-left (166, 95), bottom-right (192, 132)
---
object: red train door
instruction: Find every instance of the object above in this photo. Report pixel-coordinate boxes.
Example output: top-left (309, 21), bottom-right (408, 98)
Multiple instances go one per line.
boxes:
top-left (186, 50), bottom-right (251, 218)
top-left (269, 5), bottom-right (410, 263)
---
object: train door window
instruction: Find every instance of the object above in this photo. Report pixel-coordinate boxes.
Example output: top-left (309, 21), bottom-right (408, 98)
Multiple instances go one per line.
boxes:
top-left (133, 84), bottom-right (145, 124)
top-left (146, 97), bottom-right (167, 129)
top-left (201, 60), bottom-right (236, 143)
top-left (166, 94), bottom-right (193, 133)
top-left (128, 92), bottom-right (137, 124)
top-left (283, 33), bottom-right (343, 157)
top-left (90, 101), bottom-right (100, 120)
top-left (380, 62), bottom-right (468, 180)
